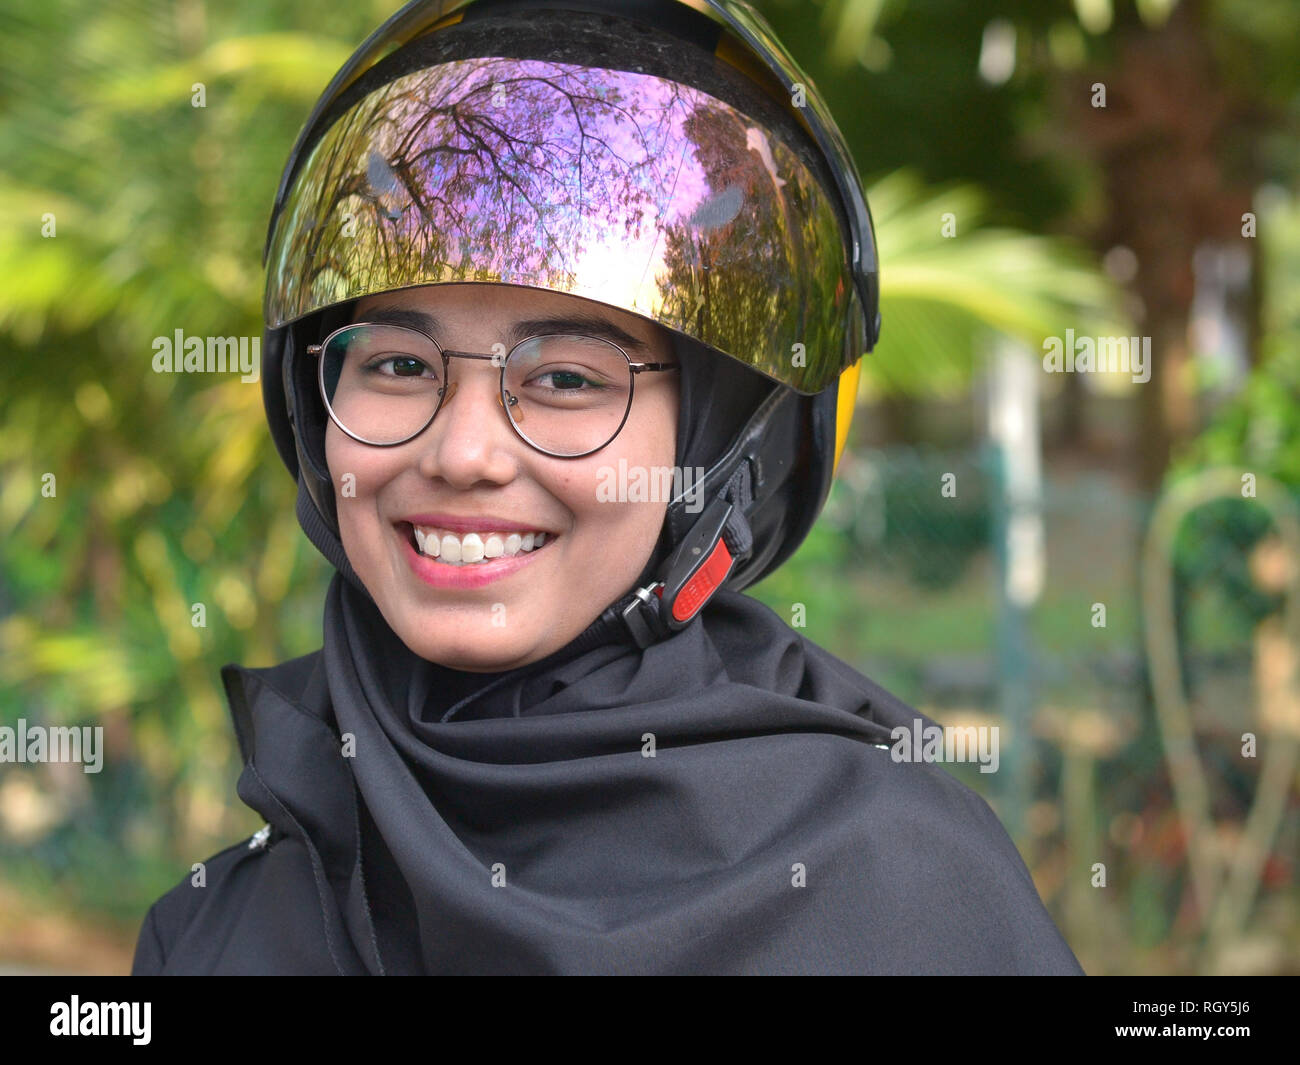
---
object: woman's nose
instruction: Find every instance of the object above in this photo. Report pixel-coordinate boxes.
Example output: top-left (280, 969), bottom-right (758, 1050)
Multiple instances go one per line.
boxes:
top-left (413, 365), bottom-right (519, 486)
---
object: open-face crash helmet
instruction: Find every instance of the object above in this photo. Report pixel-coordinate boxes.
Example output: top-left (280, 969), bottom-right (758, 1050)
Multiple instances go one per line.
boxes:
top-left (262, 0), bottom-right (881, 649)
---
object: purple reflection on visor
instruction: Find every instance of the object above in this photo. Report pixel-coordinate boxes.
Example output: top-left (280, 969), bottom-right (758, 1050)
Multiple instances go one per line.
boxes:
top-left (266, 57), bottom-right (856, 392)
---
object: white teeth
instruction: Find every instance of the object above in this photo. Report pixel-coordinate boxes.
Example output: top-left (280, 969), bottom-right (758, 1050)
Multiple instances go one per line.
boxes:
top-left (410, 524), bottom-right (552, 565)
top-left (440, 534), bottom-right (461, 562)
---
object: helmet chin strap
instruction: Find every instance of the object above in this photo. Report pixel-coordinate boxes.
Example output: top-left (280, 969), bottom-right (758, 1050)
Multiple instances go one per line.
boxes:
top-left (607, 381), bottom-right (799, 648)
top-left (615, 458), bottom-right (756, 648)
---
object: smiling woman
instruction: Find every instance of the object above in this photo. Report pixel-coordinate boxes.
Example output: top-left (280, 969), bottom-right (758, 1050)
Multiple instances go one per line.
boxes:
top-left (130, 0), bottom-right (1083, 976)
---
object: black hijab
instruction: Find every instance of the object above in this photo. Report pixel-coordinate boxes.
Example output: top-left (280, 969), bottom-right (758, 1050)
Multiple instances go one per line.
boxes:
top-left (230, 327), bottom-right (1084, 974)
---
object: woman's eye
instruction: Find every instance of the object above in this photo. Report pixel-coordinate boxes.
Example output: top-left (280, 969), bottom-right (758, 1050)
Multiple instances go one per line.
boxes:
top-left (364, 354), bottom-right (433, 377)
top-left (532, 370), bottom-right (602, 391)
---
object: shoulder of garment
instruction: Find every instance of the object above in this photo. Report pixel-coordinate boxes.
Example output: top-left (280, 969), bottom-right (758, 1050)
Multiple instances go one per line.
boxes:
top-left (131, 650), bottom-right (349, 975)
top-left (129, 820), bottom-right (346, 975)
top-left (716, 599), bottom-right (1084, 973)
top-left (849, 750), bottom-right (1086, 974)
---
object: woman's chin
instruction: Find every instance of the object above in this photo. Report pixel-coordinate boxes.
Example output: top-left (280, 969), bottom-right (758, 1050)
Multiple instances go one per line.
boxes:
top-left (400, 631), bottom-right (537, 673)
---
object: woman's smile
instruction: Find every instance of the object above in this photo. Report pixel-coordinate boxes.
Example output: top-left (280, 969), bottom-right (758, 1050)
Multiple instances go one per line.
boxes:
top-left (394, 518), bottom-right (557, 589)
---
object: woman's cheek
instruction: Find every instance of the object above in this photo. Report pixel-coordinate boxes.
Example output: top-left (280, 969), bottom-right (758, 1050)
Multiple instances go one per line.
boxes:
top-left (326, 437), bottom-right (386, 573)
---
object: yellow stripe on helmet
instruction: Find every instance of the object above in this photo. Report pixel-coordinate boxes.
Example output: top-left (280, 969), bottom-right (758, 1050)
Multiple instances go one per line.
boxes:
top-left (832, 360), bottom-right (861, 477)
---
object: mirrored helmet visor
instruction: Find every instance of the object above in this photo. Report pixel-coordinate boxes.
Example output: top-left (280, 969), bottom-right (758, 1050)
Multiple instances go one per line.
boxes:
top-left (265, 53), bottom-right (862, 394)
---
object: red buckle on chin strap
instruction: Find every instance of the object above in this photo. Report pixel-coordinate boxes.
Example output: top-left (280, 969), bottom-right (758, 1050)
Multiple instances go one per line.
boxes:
top-left (669, 536), bottom-right (733, 623)
top-left (620, 492), bottom-right (745, 648)
top-left (655, 492), bottom-right (739, 630)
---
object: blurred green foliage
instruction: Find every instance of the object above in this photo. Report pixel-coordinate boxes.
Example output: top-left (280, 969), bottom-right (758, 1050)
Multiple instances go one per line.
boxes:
top-left (1168, 196), bottom-right (1300, 644)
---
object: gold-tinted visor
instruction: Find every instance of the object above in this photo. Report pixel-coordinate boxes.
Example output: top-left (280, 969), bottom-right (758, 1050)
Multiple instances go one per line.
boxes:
top-left (265, 55), bottom-right (861, 393)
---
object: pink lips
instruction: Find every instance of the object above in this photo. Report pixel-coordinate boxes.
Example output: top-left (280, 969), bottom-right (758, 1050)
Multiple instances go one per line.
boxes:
top-left (395, 521), bottom-right (552, 589)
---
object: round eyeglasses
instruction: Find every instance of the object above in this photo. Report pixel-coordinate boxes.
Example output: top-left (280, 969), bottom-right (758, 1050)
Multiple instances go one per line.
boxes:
top-left (308, 323), bottom-right (680, 459)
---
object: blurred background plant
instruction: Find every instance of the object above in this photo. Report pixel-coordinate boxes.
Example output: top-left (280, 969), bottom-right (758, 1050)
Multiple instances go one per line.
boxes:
top-left (2, 0), bottom-right (1298, 974)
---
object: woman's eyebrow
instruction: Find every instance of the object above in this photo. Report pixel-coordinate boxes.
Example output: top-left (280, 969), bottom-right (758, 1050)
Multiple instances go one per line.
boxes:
top-left (358, 305), bottom-right (651, 353)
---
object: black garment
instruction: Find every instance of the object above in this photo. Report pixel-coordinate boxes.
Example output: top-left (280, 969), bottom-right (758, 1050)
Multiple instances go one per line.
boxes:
top-left (131, 572), bottom-right (1084, 975)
